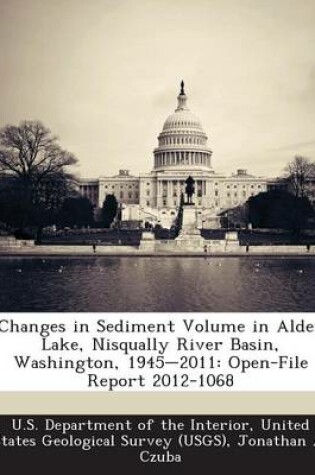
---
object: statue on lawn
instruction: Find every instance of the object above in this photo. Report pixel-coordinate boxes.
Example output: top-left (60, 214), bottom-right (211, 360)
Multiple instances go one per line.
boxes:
top-left (185, 176), bottom-right (195, 204)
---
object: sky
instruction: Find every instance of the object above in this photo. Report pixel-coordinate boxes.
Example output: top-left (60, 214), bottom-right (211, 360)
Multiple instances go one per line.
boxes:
top-left (0, 0), bottom-right (315, 179)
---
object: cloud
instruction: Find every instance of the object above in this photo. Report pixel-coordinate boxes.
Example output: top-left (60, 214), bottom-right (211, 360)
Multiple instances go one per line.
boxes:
top-left (268, 141), bottom-right (315, 153)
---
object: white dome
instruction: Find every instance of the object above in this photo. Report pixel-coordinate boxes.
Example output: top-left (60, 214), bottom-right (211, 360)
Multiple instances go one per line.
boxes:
top-left (153, 82), bottom-right (212, 171)
top-left (162, 109), bottom-right (204, 133)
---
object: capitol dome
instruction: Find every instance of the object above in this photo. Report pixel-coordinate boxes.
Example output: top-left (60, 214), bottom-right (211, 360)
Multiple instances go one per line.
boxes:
top-left (153, 81), bottom-right (212, 171)
top-left (162, 109), bottom-right (204, 133)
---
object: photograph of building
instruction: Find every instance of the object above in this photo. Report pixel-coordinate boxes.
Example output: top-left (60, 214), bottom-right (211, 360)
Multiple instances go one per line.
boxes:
top-left (1, 0), bottom-right (315, 313)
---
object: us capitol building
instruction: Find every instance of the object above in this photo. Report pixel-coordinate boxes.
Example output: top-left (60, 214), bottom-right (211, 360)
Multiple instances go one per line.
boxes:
top-left (78, 82), bottom-right (268, 228)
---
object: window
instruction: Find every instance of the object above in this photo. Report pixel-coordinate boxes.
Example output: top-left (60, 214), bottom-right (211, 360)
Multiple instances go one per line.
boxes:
top-left (215, 190), bottom-right (218, 196)
top-left (128, 192), bottom-right (132, 198)
top-left (146, 190), bottom-right (150, 196)
top-left (146, 201), bottom-right (150, 207)
top-left (120, 191), bottom-right (124, 199)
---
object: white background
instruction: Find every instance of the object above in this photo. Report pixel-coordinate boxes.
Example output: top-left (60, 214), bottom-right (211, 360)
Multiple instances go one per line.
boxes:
top-left (0, 313), bottom-right (314, 392)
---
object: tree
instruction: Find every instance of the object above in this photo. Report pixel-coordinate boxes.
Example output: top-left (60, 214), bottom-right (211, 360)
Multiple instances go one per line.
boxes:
top-left (0, 175), bottom-right (26, 229)
top-left (101, 194), bottom-right (118, 228)
top-left (0, 120), bottom-right (77, 229)
top-left (0, 171), bottom-right (77, 240)
top-left (284, 155), bottom-right (315, 199)
top-left (247, 189), bottom-right (313, 232)
top-left (57, 197), bottom-right (94, 228)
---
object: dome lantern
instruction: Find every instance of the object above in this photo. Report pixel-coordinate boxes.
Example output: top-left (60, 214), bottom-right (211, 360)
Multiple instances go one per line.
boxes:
top-left (176, 80), bottom-right (188, 111)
